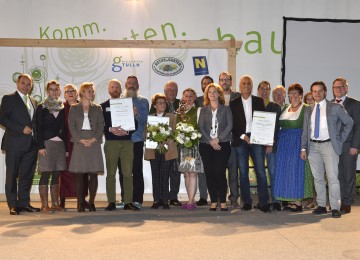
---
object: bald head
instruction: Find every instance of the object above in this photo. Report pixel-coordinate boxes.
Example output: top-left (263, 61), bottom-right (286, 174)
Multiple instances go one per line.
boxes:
top-left (108, 79), bottom-right (121, 98)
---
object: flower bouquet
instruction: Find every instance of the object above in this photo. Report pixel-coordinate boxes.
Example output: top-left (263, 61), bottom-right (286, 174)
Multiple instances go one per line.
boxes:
top-left (146, 122), bottom-right (173, 154)
top-left (174, 122), bottom-right (201, 148)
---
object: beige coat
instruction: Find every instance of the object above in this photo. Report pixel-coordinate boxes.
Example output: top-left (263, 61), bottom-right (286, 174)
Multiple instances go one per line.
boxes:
top-left (68, 101), bottom-right (104, 173)
top-left (144, 113), bottom-right (178, 161)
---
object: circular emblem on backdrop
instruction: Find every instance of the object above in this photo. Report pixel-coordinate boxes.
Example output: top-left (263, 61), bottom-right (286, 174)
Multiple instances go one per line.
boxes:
top-left (152, 57), bottom-right (184, 76)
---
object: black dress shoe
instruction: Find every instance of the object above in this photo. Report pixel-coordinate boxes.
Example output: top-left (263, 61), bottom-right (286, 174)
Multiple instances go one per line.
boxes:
top-left (163, 202), bottom-right (170, 209)
top-left (260, 204), bottom-right (272, 213)
top-left (312, 206), bottom-right (327, 215)
top-left (332, 210), bottom-right (341, 218)
top-left (77, 203), bottom-right (85, 212)
top-left (124, 203), bottom-right (140, 211)
top-left (341, 205), bottom-right (351, 214)
top-left (290, 205), bottom-right (303, 212)
top-left (272, 202), bottom-right (282, 211)
top-left (209, 207), bottom-right (217, 211)
top-left (196, 198), bottom-right (208, 206)
top-left (89, 203), bottom-right (96, 212)
top-left (220, 207), bottom-right (228, 211)
top-left (83, 200), bottom-right (90, 210)
top-left (241, 203), bottom-right (252, 211)
top-left (19, 205), bottom-right (40, 212)
top-left (104, 202), bottom-right (116, 211)
top-left (10, 207), bottom-right (19, 215)
top-left (170, 199), bottom-right (182, 206)
top-left (151, 201), bottom-right (161, 209)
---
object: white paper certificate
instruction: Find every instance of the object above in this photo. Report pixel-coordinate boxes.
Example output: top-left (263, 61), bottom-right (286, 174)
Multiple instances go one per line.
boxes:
top-left (250, 111), bottom-right (276, 146)
top-left (109, 98), bottom-right (135, 131)
top-left (145, 116), bottom-right (169, 149)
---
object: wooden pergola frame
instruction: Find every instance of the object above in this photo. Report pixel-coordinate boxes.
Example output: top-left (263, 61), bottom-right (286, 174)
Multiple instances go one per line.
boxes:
top-left (0, 38), bottom-right (242, 83)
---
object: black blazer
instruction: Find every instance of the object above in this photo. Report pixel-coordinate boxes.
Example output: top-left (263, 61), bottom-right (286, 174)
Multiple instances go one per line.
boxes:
top-left (0, 91), bottom-right (37, 151)
top-left (35, 104), bottom-right (66, 150)
top-left (230, 95), bottom-right (265, 146)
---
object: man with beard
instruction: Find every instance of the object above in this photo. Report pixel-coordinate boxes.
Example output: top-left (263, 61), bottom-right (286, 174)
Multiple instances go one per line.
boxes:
top-left (118, 75), bottom-right (149, 209)
top-left (218, 71), bottom-right (240, 208)
top-left (101, 79), bottom-right (139, 211)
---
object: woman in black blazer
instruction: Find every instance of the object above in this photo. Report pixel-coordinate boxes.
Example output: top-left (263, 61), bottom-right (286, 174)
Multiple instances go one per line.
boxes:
top-left (198, 83), bottom-right (233, 211)
top-left (36, 80), bottom-right (67, 213)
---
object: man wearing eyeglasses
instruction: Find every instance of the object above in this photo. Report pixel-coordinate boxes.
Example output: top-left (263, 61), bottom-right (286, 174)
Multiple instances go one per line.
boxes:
top-left (218, 72), bottom-right (241, 208)
top-left (331, 77), bottom-right (360, 214)
top-left (257, 81), bottom-right (281, 211)
top-left (301, 81), bottom-right (353, 218)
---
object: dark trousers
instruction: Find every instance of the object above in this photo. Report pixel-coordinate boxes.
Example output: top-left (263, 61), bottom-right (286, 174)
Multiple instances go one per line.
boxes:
top-left (339, 142), bottom-right (358, 205)
top-left (199, 142), bottom-right (231, 204)
top-left (5, 142), bottom-right (37, 209)
top-left (118, 141), bottom-right (144, 203)
top-left (150, 153), bottom-right (171, 202)
top-left (169, 159), bottom-right (181, 200)
top-left (76, 173), bottom-right (98, 204)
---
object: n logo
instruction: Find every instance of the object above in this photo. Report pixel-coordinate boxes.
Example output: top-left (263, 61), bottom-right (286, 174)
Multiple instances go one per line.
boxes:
top-left (192, 56), bottom-right (209, 76)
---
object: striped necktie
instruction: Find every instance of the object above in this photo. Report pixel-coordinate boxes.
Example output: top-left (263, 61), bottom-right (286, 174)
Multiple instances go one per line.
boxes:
top-left (24, 95), bottom-right (31, 116)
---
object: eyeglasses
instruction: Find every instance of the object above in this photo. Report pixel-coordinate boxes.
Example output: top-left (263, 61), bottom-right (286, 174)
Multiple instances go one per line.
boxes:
top-left (259, 87), bottom-right (270, 91)
top-left (288, 91), bottom-right (300, 96)
top-left (333, 86), bottom-right (345, 90)
top-left (48, 88), bottom-right (60, 92)
top-left (65, 90), bottom-right (77, 94)
top-left (219, 78), bottom-right (231, 82)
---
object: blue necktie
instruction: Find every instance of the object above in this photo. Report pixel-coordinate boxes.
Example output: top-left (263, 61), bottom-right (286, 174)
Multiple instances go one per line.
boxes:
top-left (314, 104), bottom-right (320, 139)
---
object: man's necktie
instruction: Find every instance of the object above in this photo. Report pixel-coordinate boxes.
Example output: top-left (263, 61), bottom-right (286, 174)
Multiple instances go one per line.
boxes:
top-left (314, 104), bottom-right (320, 139)
top-left (336, 99), bottom-right (342, 103)
top-left (24, 95), bottom-right (31, 116)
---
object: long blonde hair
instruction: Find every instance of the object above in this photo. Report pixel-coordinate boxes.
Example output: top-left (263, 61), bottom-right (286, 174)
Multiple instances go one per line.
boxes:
top-left (203, 83), bottom-right (225, 107)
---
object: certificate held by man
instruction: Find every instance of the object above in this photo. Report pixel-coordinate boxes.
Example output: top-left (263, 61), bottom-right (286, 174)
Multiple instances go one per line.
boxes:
top-left (109, 98), bottom-right (136, 131)
top-left (250, 111), bottom-right (276, 146)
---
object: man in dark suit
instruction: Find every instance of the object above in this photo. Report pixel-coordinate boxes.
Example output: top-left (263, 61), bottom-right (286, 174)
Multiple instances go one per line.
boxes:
top-left (301, 81), bottom-right (353, 218)
top-left (257, 80), bottom-right (282, 211)
top-left (332, 77), bottom-right (360, 214)
top-left (0, 74), bottom-right (40, 215)
top-left (195, 75), bottom-right (214, 206)
top-left (230, 75), bottom-right (271, 213)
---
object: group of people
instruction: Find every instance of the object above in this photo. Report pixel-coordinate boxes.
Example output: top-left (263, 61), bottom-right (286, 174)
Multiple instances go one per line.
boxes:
top-left (0, 72), bottom-right (359, 219)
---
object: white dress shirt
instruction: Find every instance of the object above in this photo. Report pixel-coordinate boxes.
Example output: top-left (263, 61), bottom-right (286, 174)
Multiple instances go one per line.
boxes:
top-left (311, 99), bottom-right (330, 140)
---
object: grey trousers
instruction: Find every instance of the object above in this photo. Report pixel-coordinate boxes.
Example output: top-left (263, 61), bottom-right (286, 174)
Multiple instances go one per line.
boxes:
top-left (308, 141), bottom-right (341, 210)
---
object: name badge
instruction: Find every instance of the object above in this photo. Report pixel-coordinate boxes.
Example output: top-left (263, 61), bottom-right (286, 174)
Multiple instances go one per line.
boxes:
top-left (106, 107), bottom-right (111, 112)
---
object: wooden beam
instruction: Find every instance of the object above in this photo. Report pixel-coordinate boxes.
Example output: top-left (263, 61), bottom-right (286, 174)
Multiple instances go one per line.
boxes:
top-left (0, 38), bottom-right (242, 50)
top-left (0, 38), bottom-right (242, 85)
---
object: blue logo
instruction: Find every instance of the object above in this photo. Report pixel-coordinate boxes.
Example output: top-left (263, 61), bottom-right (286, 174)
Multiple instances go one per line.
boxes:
top-left (192, 56), bottom-right (209, 76)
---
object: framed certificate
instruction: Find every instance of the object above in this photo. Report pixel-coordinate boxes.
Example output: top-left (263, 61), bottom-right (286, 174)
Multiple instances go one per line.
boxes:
top-left (109, 98), bottom-right (136, 131)
top-left (145, 116), bottom-right (169, 149)
top-left (250, 111), bottom-right (276, 146)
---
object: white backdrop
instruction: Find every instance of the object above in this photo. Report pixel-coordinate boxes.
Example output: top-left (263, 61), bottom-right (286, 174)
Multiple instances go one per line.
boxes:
top-left (1, 0), bottom-right (360, 194)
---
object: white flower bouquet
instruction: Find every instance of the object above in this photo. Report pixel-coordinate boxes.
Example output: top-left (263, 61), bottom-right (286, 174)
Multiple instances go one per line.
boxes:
top-left (146, 122), bottom-right (173, 154)
top-left (174, 122), bottom-right (202, 148)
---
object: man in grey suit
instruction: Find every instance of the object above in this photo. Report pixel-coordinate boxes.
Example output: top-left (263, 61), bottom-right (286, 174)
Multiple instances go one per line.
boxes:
top-left (218, 71), bottom-right (241, 208)
top-left (301, 81), bottom-right (353, 218)
top-left (332, 77), bottom-right (360, 214)
top-left (0, 74), bottom-right (40, 215)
